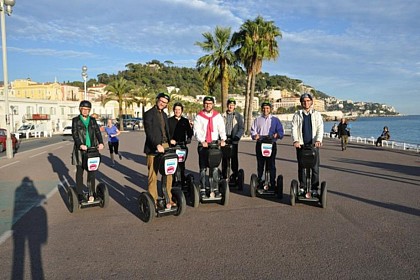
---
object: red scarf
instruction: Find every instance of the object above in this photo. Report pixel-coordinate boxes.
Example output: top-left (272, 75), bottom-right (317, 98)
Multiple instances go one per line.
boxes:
top-left (198, 110), bottom-right (219, 143)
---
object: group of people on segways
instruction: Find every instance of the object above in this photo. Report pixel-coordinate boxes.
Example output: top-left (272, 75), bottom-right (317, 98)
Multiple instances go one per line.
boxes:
top-left (68, 100), bottom-right (109, 212)
top-left (67, 92), bottom-right (326, 219)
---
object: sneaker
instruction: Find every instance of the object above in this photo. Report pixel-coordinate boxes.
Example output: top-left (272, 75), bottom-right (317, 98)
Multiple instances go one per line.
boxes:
top-left (209, 191), bottom-right (215, 198)
top-left (88, 195), bottom-right (95, 202)
top-left (214, 190), bottom-right (221, 198)
top-left (200, 189), bottom-right (206, 198)
top-left (119, 154), bottom-right (122, 160)
top-left (311, 189), bottom-right (318, 197)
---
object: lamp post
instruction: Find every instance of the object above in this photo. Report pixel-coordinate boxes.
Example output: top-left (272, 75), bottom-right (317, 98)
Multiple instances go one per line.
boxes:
top-left (81, 65), bottom-right (88, 100)
top-left (1, 0), bottom-right (16, 159)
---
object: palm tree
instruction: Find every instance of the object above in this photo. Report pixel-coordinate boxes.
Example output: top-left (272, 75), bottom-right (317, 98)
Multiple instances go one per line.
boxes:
top-left (131, 86), bottom-right (154, 118)
top-left (231, 16), bottom-right (282, 134)
top-left (103, 77), bottom-right (133, 131)
top-left (195, 26), bottom-right (238, 112)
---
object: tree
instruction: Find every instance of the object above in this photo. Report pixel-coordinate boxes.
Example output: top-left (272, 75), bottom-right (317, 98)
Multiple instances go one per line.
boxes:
top-left (231, 16), bottom-right (282, 135)
top-left (103, 77), bottom-right (133, 131)
top-left (195, 26), bottom-right (238, 112)
top-left (131, 86), bottom-right (154, 118)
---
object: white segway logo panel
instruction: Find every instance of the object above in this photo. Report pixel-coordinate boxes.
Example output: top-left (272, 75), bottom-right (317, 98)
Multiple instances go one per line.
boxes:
top-left (164, 158), bottom-right (178, 175)
top-left (176, 149), bottom-right (187, 162)
top-left (87, 157), bottom-right (101, 171)
top-left (261, 143), bottom-right (273, 157)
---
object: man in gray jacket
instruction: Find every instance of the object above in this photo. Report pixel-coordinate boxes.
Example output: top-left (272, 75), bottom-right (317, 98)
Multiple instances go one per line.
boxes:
top-left (222, 98), bottom-right (244, 180)
top-left (291, 93), bottom-right (324, 195)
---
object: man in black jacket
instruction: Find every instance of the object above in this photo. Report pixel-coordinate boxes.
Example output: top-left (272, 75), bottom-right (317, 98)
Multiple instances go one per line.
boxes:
top-left (71, 100), bottom-right (104, 202)
top-left (143, 93), bottom-right (175, 209)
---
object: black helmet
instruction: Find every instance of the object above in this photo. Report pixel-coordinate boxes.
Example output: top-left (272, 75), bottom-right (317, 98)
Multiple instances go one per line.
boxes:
top-left (260, 100), bottom-right (272, 108)
top-left (227, 97), bottom-right (236, 105)
top-left (156, 92), bottom-right (170, 102)
top-left (300, 93), bottom-right (313, 102)
top-left (79, 100), bottom-right (92, 108)
top-left (173, 102), bottom-right (184, 111)
top-left (203, 96), bottom-right (215, 103)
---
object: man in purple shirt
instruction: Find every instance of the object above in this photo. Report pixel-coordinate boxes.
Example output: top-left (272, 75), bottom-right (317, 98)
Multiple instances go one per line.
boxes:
top-left (250, 101), bottom-right (284, 189)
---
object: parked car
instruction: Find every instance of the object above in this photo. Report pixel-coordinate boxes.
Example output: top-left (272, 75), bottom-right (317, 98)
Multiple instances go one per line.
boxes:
top-left (62, 126), bottom-right (72, 136)
top-left (17, 124), bottom-right (36, 138)
top-left (0, 128), bottom-right (19, 153)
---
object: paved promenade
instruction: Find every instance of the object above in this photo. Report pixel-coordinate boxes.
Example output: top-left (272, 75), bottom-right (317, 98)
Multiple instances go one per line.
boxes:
top-left (0, 131), bottom-right (419, 279)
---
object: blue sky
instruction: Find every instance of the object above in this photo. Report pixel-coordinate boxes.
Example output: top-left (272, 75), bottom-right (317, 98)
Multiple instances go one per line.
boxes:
top-left (2, 0), bottom-right (420, 114)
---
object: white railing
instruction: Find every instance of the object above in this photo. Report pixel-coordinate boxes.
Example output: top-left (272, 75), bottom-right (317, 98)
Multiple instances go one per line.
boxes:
top-left (324, 133), bottom-right (420, 153)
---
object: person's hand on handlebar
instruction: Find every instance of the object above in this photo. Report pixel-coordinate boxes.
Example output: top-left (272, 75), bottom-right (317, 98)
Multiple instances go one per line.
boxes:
top-left (157, 144), bottom-right (165, 153)
top-left (80, 145), bottom-right (88, 151)
top-left (314, 141), bottom-right (322, 148)
top-left (220, 140), bottom-right (226, 147)
top-left (98, 143), bottom-right (104, 150)
top-left (202, 141), bottom-right (208, 148)
top-left (170, 139), bottom-right (176, 145)
top-left (293, 141), bottom-right (301, 148)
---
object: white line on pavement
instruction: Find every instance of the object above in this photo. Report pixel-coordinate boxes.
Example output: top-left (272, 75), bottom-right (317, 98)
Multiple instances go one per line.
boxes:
top-left (0, 161), bottom-right (20, 170)
top-left (29, 151), bottom-right (46, 158)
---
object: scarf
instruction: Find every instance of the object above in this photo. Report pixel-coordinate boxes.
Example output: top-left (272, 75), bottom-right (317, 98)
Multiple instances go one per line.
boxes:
top-left (79, 115), bottom-right (91, 147)
top-left (198, 110), bottom-right (219, 143)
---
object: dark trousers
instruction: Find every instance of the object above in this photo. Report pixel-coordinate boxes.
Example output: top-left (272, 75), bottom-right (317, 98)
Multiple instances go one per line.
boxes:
top-left (108, 141), bottom-right (119, 154)
top-left (76, 165), bottom-right (95, 195)
top-left (256, 142), bottom-right (277, 186)
top-left (222, 143), bottom-right (239, 179)
top-left (296, 147), bottom-right (320, 190)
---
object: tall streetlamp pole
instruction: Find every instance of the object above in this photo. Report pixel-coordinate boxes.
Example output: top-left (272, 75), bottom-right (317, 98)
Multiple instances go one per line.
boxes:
top-left (1, 0), bottom-right (16, 159)
top-left (81, 65), bottom-right (88, 100)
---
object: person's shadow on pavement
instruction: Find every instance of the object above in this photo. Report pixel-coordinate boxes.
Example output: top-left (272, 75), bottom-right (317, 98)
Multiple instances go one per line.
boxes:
top-left (11, 177), bottom-right (48, 280)
top-left (47, 152), bottom-right (76, 211)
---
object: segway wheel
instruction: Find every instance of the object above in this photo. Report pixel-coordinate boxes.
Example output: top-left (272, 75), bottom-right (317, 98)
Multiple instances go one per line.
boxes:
top-left (96, 183), bottom-right (109, 208)
top-left (172, 188), bottom-right (186, 216)
top-left (138, 192), bottom-right (155, 223)
top-left (220, 179), bottom-right (230, 206)
top-left (237, 169), bottom-right (245, 191)
top-left (290, 180), bottom-right (298, 206)
top-left (320, 181), bottom-right (327, 208)
top-left (276, 175), bottom-right (283, 200)
top-left (67, 186), bottom-right (79, 213)
top-left (250, 174), bottom-right (258, 198)
top-left (188, 180), bottom-right (199, 208)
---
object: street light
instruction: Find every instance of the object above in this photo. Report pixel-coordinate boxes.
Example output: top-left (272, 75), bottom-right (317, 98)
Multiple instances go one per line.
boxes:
top-left (81, 65), bottom-right (88, 100)
top-left (1, 0), bottom-right (16, 159)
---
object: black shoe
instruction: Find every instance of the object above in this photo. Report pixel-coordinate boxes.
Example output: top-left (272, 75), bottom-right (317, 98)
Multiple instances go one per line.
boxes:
top-left (200, 189), bottom-right (206, 199)
top-left (78, 194), bottom-right (85, 202)
top-left (214, 190), bottom-right (222, 198)
top-left (119, 154), bottom-right (122, 160)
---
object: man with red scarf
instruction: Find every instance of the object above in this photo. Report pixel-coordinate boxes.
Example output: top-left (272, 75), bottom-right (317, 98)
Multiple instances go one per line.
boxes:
top-left (193, 96), bottom-right (227, 197)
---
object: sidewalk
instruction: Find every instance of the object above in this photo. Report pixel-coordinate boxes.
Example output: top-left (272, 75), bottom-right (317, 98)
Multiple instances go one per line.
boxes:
top-left (0, 131), bottom-right (419, 279)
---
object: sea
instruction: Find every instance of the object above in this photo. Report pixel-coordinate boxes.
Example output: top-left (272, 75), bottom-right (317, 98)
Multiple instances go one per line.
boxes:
top-left (324, 115), bottom-right (420, 145)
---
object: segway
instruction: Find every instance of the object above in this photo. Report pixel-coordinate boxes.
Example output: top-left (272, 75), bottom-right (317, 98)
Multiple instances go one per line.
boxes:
top-left (172, 142), bottom-right (199, 208)
top-left (199, 141), bottom-right (229, 206)
top-left (138, 147), bottom-right (186, 223)
top-left (249, 137), bottom-right (283, 199)
top-left (290, 145), bottom-right (327, 208)
top-left (67, 147), bottom-right (109, 213)
top-left (222, 138), bottom-right (245, 191)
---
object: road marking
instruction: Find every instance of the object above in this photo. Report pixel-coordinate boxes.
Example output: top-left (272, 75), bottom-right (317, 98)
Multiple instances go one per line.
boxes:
top-left (52, 146), bottom-right (64, 151)
top-left (0, 230), bottom-right (12, 246)
top-left (0, 161), bottom-right (20, 169)
top-left (29, 151), bottom-right (46, 158)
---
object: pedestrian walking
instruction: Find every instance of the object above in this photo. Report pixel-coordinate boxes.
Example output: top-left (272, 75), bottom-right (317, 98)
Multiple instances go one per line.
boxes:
top-left (104, 119), bottom-right (122, 167)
